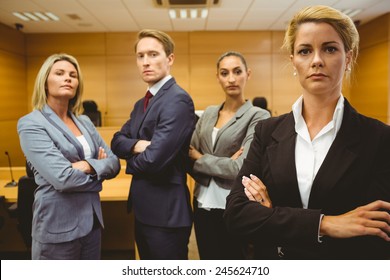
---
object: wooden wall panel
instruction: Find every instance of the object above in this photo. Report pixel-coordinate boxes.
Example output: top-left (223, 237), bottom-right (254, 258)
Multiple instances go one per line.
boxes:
top-left (26, 33), bottom-right (106, 56)
top-left (0, 23), bottom-right (25, 55)
top-left (0, 36), bottom-right (26, 166)
top-left (105, 55), bottom-right (144, 126)
top-left (351, 43), bottom-right (388, 122)
top-left (190, 31), bottom-right (271, 54)
top-left (189, 54), bottom-right (223, 109)
top-left (106, 32), bottom-right (137, 55)
top-left (271, 53), bottom-right (301, 116)
top-left (351, 13), bottom-right (390, 124)
top-left (77, 56), bottom-right (107, 123)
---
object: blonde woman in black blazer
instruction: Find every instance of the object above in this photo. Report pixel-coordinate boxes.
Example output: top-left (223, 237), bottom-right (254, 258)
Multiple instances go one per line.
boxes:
top-left (224, 6), bottom-right (390, 259)
top-left (189, 51), bottom-right (270, 259)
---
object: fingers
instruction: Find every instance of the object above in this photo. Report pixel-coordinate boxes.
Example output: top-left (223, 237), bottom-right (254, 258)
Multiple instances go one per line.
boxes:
top-left (358, 200), bottom-right (390, 211)
top-left (98, 147), bottom-right (107, 159)
top-left (242, 174), bottom-right (272, 208)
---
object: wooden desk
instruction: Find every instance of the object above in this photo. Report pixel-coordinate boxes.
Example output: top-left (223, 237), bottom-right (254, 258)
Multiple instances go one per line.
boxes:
top-left (0, 178), bottom-right (130, 203)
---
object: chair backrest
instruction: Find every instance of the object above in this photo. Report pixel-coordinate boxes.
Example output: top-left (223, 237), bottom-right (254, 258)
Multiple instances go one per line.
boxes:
top-left (17, 175), bottom-right (38, 248)
top-left (82, 100), bottom-right (102, 126)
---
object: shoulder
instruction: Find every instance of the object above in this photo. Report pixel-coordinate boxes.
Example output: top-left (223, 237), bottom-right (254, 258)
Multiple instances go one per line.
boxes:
top-left (17, 110), bottom-right (44, 129)
top-left (254, 112), bottom-right (294, 137)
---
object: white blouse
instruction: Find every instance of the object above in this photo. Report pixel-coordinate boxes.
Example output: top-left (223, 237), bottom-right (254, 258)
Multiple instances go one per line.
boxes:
top-left (194, 127), bottom-right (231, 210)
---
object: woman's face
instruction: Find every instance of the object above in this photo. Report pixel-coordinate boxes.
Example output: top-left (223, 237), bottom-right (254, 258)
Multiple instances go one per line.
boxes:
top-left (291, 22), bottom-right (351, 98)
top-left (46, 60), bottom-right (79, 103)
top-left (217, 55), bottom-right (250, 97)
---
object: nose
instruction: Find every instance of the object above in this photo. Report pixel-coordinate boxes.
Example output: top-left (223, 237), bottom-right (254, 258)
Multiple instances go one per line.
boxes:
top-left (64, 74), bottom-right (72, 82)
top-left (228, 73), bottom-right (236, 83)
top-left (142, 55), bottom-right (150, 66)
top-left (311, 51), bottom-right (324, 68)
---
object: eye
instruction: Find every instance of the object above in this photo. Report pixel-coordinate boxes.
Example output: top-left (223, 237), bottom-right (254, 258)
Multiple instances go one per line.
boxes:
top-left (220, 71), bottom-right (228, 77)
top-left (297, 48), bottom-right (311, 56)
top-left (325, 46), bottom-right (338, 53)
top-left (234, 69), bottom-right (243, 75)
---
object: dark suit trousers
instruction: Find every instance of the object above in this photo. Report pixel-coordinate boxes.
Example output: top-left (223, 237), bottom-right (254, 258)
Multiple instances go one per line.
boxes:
top-left (135, 219), bottom-right (191, 260)
top-left (193, 199), bottom-right (247, 260)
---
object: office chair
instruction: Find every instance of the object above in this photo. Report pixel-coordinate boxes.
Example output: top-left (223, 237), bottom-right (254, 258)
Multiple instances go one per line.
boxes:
top-left (252, 96), bottom-right (272, 116)
top-left (15, 162), bottom-right (38, 248)
top-left (82, 100), bottom-right (102, 127)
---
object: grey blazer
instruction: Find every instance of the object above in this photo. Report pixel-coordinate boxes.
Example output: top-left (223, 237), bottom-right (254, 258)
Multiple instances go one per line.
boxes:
top-left (17, 105), bottom-right (120, 244)
top-left (189, 100), bottom-right (270, 190)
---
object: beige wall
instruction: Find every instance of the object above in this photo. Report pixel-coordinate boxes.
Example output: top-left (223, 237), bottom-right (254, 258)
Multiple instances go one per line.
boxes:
top-left (1, 13), bottom-right (390, 167)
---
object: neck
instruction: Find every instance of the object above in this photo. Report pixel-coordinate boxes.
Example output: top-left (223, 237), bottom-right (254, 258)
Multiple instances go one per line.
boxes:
top-left (222, 96), bottom-right (246, 112)
top-left (47, 99), bottom-right (70, 121)
top-left (301, 93), bottom-right (341, 139)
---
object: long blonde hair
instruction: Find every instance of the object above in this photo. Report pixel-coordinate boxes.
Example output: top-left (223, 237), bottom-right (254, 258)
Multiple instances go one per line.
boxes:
top-left (32, 53), bottom-right (84, 115)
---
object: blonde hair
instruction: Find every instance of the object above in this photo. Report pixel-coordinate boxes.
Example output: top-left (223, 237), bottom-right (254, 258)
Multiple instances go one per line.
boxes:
top-left (134, 29), bottom-right (175, 56)
top-left (32, 53), bottom-right (84, 115)
top-left (282, 5), bottom-right (359, 74)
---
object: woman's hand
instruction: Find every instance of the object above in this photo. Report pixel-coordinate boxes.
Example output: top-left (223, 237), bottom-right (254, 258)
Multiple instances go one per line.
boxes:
top-left (231, 147), bottom-right (244, 160)
top-left (189, 145), bottom-right (203, 161)
top-left (242, 174), bottom-right (272, 208)
top-left (72, 147), bottom-right (107, 174)
top-left (97, 147), bottom-right (107, 159)
top-left (320, 200), bottom-right (390, 241)
top-left (72, 160), bottom-right (93, 174)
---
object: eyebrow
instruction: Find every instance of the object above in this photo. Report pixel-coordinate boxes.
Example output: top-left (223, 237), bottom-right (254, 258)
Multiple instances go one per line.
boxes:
top-left (297, 41), bottom-right (340, 48)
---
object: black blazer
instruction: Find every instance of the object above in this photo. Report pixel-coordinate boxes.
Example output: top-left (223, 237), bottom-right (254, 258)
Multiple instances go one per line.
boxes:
top-left (224, 99), bottom-right (390, 259)
top-left (111, 78), bottom-right (195, 228)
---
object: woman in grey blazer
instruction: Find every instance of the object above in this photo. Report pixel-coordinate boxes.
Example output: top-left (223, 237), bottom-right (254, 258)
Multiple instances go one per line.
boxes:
top-left (17, 54), bottom-right (120, 259)
top-left (189, 51), bottom-right (270, 259)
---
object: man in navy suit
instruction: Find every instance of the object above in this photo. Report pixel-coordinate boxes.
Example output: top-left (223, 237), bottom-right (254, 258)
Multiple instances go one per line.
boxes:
top-left (111, 29), bottom-right (195, 259)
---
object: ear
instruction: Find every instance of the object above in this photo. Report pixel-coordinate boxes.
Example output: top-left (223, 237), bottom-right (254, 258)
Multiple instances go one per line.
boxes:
top-left (247, 68), bottom-right (252, 80)
top-left (167, 53), bottom-right (175, 65)
top-left (290, 55), bottom-right (296, 71)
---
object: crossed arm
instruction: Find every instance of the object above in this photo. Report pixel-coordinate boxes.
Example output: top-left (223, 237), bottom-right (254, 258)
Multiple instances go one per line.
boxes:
top-left (242, 175), bottom-right (390, 241)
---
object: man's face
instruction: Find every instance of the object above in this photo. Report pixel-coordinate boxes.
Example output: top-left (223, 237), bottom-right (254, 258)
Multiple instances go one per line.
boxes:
top-left (136, 37), bottom-right (174, 87)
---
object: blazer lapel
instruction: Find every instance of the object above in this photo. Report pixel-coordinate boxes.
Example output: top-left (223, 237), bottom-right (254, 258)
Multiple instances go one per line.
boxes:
top-left (42, 105), bottom-right (85, 159)
top-left (308, 100), bottom-right (360, 208)
top-left (203, 105), bottom-right (219, 152)
top-left (73, 116), bottom-right (98, 158)
top-left (267, 113), bottom-right (303, 207)
top-left (135, 77), bottom-right (175, 136)
top-left (214, 101), bottom-right (252, 150)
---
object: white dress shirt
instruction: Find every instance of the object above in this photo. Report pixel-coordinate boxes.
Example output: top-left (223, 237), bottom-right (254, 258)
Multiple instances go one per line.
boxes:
top-left (293, 95), bottom-right (344, 209)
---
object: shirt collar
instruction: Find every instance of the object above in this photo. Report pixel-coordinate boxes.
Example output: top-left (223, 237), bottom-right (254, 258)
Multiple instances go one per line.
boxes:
top-left (292, 94), bottom-right (345, 141)
top-left (148, 75), bottom-right (172, 96)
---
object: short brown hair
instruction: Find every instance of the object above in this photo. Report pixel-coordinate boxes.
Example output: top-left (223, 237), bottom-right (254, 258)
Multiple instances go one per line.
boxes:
top-left (134, 29), bottom-right (175, 56)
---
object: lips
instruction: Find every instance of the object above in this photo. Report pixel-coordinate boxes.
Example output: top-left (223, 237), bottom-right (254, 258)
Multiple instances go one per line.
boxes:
top-left (308, 73), bottom-right (327, 78)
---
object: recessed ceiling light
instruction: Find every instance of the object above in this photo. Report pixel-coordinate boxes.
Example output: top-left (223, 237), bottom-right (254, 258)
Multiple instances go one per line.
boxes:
top-left (12, 11), bottom-right (60, 22)
top-left (168, 8), bottom-right (208, 19)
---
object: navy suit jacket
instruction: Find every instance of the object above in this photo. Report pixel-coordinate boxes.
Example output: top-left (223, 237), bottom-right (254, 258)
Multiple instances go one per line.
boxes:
top-left (224, 99), bottom-right (390, 259)
top-left (111, 77), bottom-right (195, 228)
